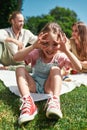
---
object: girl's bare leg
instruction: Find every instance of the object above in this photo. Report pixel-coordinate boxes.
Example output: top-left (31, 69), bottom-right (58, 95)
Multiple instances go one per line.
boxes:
top-left (44, 66), bottom-right (62, 97)
top-left (16, 67), bottom-right (36, 97)
top-left (44, 66), bottom-right (63, 119)
top-left (16, 67), bottom-right (37, 125)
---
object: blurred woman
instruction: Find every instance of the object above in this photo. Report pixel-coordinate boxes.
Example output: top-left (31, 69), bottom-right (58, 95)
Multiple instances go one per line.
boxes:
top-left (69, 22), bottom-right (87, 72)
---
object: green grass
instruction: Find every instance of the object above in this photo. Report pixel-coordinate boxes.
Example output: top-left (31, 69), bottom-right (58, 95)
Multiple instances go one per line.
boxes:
top-left (0, 80), bottom-right (87, 130)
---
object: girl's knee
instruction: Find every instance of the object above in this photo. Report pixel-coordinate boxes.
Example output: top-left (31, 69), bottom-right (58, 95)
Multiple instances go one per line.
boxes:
top-left (50, 66), bottom-right (61, 74)
top-left (16, 67), bottom-right (26, 76)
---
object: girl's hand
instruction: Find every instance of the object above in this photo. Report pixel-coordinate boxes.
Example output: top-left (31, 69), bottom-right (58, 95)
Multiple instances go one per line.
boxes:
top-left (33, 32), bottom-right (49, 49)
top-left (55, 33), bottom-right (69, 52)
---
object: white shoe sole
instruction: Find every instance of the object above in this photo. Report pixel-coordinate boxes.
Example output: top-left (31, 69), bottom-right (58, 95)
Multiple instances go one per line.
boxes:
top-left (18, 110), bottom-right (38, 125)
top-left (46, 108), bottom-right (62, 119)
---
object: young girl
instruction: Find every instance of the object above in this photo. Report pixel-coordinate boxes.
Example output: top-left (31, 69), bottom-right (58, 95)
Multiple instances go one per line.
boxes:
top-left (70, 22), bottom-right (87, 72)
top-left (14, 22), bottom-right (82, 125)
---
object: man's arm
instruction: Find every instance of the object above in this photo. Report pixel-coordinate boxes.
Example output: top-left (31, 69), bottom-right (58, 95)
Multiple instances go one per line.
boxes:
top-left (5, 37), bottom-right (23, 50)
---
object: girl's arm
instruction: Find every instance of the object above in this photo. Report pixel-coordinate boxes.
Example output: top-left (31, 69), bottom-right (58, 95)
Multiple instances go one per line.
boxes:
top-left (13, 32), bottom-right (48, 62)
top-left (56, 33), bottom-right (82, 71)
top-left (13, 44), bottom-right (34, 61)
top-left (81, 61), bottom-right (87, 69)
top-left (65, 49), bottom-right (82, 71)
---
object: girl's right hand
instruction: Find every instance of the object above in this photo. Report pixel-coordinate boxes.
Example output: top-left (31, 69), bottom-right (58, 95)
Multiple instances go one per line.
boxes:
top-left (33, 32), bottom-right (49, 49)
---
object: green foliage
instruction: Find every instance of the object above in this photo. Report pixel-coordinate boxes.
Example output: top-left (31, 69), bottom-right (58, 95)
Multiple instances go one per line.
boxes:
top-left (50, 7), bottom-right (78, 37)
top-left (25, 15), bottom-right (55, 35)
top-left (0, 0), bottom-right (23, 28)
top-left (50, 7), bottom-right (78, 21)
top-left (25, 6), bottom-right (79, 38)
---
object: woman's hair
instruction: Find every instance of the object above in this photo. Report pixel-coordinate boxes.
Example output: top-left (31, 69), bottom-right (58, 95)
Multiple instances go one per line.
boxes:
top-left (40, 22), bottom-right (63, 34)
top-left (8, 11), bottom-right (22, 24)
top-left (72, 21), bottom-right (84, 26)
top-left (73, 21), bottom-right (87, 58)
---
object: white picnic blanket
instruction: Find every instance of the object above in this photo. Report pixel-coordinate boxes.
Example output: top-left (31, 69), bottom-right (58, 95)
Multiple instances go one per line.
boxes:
top-left (0, 70), bottom-right (87, 101)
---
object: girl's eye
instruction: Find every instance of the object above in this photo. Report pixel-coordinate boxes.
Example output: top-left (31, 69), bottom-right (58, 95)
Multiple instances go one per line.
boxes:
top-left (53, 43), bottom-right (58, 46)
top-left (57, 34), bottom-right (60, 37)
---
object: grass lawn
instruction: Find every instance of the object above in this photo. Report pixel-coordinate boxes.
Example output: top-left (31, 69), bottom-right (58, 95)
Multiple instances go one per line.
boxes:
top-left (0, 79), bottom-right (87, 130)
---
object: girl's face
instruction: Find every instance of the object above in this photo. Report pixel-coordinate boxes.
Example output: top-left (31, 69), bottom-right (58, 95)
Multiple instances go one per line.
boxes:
top-left (72, 25), bottom-right (79, 40)
top-left (42, 32), bottom-right (59, 59)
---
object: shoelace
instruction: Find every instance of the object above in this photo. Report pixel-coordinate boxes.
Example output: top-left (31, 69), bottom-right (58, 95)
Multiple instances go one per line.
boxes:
top-left (44, 97), bottom-right (60, 110)
top-left (20, 97), bottom-right (32, 112)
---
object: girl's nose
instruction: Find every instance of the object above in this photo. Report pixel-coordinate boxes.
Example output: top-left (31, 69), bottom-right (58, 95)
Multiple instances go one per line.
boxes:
top-left (48, 45), bottom-right (53, 50)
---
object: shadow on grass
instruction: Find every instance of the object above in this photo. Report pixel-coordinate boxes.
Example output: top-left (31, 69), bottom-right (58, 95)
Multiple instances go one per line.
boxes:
top-left (16, 100), bottom-right (60, 130)
top-left (23, 100), bottom-right (58, 130)
top-left (31, 101), bottom-right (60, 130)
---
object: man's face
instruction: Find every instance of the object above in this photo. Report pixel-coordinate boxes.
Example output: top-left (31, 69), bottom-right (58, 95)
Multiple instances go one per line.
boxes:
top-left (12, 14), bottom-right (24, 31)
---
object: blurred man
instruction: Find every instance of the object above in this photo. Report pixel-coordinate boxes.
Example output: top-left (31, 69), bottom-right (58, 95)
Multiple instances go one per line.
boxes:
top-left (0, 11), bottom-right (37, 70)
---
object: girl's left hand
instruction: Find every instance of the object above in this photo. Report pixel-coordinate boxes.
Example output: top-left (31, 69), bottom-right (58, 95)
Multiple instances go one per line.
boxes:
top-left (55, 33), bottom-right (68, 52)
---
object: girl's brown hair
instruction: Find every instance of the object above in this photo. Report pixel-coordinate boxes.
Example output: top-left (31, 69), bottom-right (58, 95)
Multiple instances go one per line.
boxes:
top-left (40, 22), bottom-right (63, 34)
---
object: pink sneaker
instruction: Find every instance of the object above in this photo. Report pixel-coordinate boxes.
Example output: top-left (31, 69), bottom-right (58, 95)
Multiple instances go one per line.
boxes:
top-left (45, 96), bottom-right (62, 119)
top-left (18, 95), bottom-right (38, 125)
